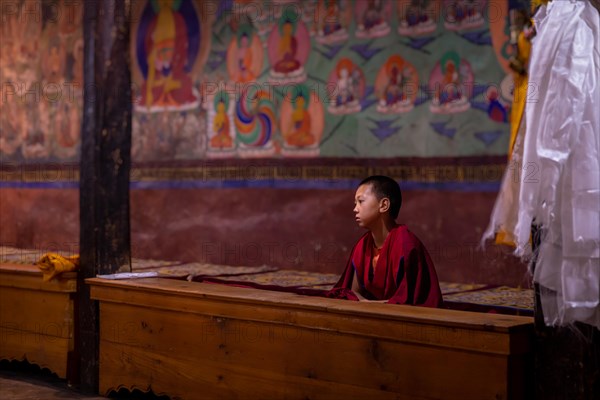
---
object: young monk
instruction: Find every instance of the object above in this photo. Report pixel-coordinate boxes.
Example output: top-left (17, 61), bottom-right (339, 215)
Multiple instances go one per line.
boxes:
top-left (331, 176), bottom-right (443, 307)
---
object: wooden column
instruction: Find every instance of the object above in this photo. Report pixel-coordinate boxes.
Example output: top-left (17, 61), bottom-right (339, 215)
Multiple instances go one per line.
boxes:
top-left (78, 0), bottom-right (132, 393)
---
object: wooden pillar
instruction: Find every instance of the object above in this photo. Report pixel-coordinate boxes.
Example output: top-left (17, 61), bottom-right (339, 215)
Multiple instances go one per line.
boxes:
top-left (532, 227), bottom-right (600, 399)
top-left (78, 0), bottom-right (132, 393)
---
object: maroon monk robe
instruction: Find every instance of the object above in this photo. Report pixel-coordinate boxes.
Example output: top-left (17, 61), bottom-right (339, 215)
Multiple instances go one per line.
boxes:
top-left (330, 225), bottom-right (443, 307)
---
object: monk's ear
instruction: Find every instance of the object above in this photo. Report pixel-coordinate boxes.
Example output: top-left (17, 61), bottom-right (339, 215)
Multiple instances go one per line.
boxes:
top-left (379, 197), bottom-right (390, 214)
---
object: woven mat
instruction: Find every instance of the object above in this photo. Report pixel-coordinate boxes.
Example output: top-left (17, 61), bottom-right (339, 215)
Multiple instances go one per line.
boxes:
top-left (131, 258), bottom-right (182, 270)
top-left (444, 286), bottom-right (534, 311)
top-left (439, 281), bottom-right (491, 295)
top-left (200, 269), bottom-right (341, 289)
top-left (0, 246), bottom-right (533, 313)
top-left (157, 263), bottom-right (278, 279)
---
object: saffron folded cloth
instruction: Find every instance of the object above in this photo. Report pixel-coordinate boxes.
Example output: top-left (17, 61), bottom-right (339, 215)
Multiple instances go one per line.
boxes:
top-left (36, 253), bottom-right (79, 281)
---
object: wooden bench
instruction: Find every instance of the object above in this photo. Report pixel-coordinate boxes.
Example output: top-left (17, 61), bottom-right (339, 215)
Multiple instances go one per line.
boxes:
top-left (0, 263), bottom-right (77, 380)
top-left (88, 277), bottom-right (534, 399)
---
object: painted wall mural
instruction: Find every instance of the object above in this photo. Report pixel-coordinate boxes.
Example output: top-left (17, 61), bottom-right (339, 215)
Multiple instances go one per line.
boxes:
top-left (0, 0), bottom-right (517, 164)
top-left (0, 0), bottom-right (84, 162)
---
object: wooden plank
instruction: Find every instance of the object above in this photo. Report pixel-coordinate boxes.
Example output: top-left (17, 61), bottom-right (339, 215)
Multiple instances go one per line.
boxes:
top-left (0, 328), bottom-right (71, 378)
top-left (88, 278), bottom-right (533, 332)
top-left (89, 279), bottom-right (534, 399)
top-left (99, 341), bottom-right (425, 400)
top-left (0, 263), bottom-right (77, 381)
top-left (0, 287), bottom-right (73, 339)
top-left (89, 279), bottom-right (532, 355)
top-left (96, 292), bottom-right (518, 355)
top-left (0, 263), bottom-right (77, 292)
top-left (99, 302), bottom-right (511, 399)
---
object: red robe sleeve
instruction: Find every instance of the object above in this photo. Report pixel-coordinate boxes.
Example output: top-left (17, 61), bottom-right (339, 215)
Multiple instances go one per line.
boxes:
top-left (329, 225), bottom-right (443, 308)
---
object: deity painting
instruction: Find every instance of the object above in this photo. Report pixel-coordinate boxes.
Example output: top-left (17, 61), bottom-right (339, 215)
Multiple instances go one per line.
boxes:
top-left (22, 101), bottom-right (51, 160)
top-left (235, 86), bottom-right (278, 158)
top-left (0, 100), bottom-right (25, 157)
top-left (443, 0), bottom-right (486, 31)
top-left (253, 0), bottom-right (293, 44)
top-left (206, 90), bottom-right (236, 158)
top-left (397, 0), bottom-right (438, 36)
top-left (227, 24), bottom-right (263, 83)
top-left (428, 51), bottom-right (473, 114)
top-left (70, 38), bottom-right (84, 85)
top-left (354, 0), bottom-right (392, 39)
top-left (375, 55), bottom-right (418, 114)
top-left (53, 100), bottom-right (81, 159)
top-left (279, 84), bottom-right (324, 157)
top-left (41, 35), bottom-right (66, 89)
top-left (327, 58), bottom-right (365, 115)
top-left (485, 87), bottom-right (509, 123)
top-left (135, 0), bottom-right (201, 113)
top-left (486, 74), bottom-right (512, 123)
top-left (1, 3), bottom-right (41, 83)
top-left (315, 0), bottom-right (352, 45)
top-left (267, 9), bottom-right (311, 84)
top-left (301, 0), bottom-right (319, 35)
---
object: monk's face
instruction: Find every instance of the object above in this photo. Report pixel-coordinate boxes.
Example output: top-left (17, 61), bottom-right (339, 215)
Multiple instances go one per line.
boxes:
top-left (353, 184), bottom-right (382, 229)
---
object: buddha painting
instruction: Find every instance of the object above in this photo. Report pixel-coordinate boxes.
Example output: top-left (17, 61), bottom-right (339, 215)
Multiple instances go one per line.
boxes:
top-left (429, 51), bottom-right (473, 114)
top-left (397, 0), bottom-right (437, 36)
top-left (355, 0), bottom-right (391, 39)
top-left (280, 84), bottom-right (324, 157)
top-left (375, 55), bottom-right (418, 114)
top-left (206, 91), bottom-right (236, 157)
top-left (444, 0), bottom-right (485, 31)
top-left (327, 58), bottom-right (364, 115)
top-left (267, 9), bottom-right (310, 84)
top-left (226, 24), bottom-right (263, 84)
top-left (315, 0), bottom-right (351, 45)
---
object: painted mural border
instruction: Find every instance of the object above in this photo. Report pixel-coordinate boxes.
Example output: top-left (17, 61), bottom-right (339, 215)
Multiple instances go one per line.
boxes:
top-left (0, 156), bottom-right (508, 191)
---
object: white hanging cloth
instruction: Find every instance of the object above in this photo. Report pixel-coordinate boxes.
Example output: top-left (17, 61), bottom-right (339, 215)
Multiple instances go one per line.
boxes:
top-left (485, 0), bottom-right (600, 329)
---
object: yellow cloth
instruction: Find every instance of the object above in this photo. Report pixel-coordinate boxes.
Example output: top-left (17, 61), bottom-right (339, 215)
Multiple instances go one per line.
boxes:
top-left (36, 253), bottom-right (79, 281)
top-left (507, 32), bottom-right (532, 158)
top-left (496, 19), bottom-right (533, 247)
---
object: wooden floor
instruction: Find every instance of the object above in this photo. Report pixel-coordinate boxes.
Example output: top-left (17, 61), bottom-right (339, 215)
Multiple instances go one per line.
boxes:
top-left (0, 361), bottom-right (104, 400)
top-left (0, 361), bottom-right (169, 399)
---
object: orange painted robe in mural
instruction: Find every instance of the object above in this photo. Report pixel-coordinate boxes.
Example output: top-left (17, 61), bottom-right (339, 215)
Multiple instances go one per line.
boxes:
top-left (287, 109), bottom-right (314, 146)
top-left (237, 47), bottom-right (255, 82)
top-left (210, 116), bottom-right (233, 149)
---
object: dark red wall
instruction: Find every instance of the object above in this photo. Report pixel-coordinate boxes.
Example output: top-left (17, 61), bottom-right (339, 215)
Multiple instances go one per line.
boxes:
top-left (0, 187), bottom-right (531, 287)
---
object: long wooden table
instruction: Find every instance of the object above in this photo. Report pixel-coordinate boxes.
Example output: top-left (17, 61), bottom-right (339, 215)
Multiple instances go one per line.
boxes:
top-left (88, 277), bottom-right (534, 399)
top-left (0, 263), bottom-right (77, 380)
